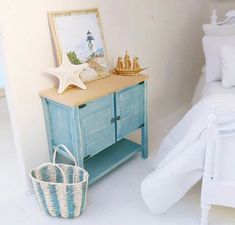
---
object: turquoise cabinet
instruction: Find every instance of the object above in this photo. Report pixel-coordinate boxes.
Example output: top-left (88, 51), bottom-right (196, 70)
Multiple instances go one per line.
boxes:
top-left (79, 95), bottom-right (116, 158)
top-left (41, 75), bottom-right (148, 184)
top-left (116, 83), bottom-right (144, 140)
top-left (47, 102), bottom-right (75, 152)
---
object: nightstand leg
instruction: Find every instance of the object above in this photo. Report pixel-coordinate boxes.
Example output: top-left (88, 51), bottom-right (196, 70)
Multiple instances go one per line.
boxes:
top-left (141, 81), bottom-right (148, 159)
top-left (141, 125), bottom-right (148, 159)
top-left (42, 98), bottom-right (53, 161)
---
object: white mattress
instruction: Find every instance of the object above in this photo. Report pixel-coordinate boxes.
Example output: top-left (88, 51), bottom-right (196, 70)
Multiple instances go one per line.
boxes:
top-left (192, 70), bottom-right (235, 105)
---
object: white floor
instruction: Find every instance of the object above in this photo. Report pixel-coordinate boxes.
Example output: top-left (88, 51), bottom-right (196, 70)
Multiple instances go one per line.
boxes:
top-left (1, 97), bottom-right (235, 225)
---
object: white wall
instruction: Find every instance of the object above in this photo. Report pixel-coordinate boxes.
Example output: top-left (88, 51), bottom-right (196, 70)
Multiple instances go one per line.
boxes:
top-left (0, 0), bottom-right (210, 189)
top-left (0, 74), bottom-right (4, 88)
top-left (0, 38), bottom-right (5, 89)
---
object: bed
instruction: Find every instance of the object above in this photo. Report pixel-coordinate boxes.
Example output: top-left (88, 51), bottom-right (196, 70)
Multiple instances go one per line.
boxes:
top-left (193, 69), bottom-right (235, 105)
top-left (141, 10), bottom-right (235, 217)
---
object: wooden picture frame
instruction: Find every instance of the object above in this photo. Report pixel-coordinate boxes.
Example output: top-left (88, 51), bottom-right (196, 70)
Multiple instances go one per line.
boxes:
top-left (48, 9), bottom-right (110, 83)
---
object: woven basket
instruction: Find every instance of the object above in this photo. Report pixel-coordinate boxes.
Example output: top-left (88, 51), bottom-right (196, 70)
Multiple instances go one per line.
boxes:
top-left (30, 144), bottom-right (89, 218)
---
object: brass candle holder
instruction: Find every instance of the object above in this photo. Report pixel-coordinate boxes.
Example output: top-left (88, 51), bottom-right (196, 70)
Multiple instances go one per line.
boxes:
top-left (112, 51), bottom-right (147, 76)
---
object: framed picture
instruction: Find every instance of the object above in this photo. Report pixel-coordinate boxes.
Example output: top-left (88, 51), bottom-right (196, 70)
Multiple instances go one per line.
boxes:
top-left (48, 9), bottom-right (110, 82)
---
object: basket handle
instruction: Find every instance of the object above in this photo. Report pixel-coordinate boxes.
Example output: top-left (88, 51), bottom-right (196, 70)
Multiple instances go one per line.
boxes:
top-left (53, 144), bottom-right (78, 167)
top-left (36, 163), bottom-right (67, 184)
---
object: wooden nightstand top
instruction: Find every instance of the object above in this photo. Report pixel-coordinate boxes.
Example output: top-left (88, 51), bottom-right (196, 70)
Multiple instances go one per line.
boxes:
top-left (40, 74), bottom-right (149, 107)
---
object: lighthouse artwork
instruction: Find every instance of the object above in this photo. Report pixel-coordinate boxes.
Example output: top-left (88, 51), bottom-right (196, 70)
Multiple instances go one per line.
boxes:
top-left (86, 30), bottom-right (96, 57)
top-left (48, 9), bottom-right (109, 83)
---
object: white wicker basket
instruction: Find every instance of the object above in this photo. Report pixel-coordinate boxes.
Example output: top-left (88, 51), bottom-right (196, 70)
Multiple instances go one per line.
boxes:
top-left (30, 145), bottom-right (89, 218)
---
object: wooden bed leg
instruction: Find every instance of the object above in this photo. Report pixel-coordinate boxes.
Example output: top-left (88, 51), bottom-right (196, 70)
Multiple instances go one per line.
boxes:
top-left (200, 204), bottom-right (211, 225)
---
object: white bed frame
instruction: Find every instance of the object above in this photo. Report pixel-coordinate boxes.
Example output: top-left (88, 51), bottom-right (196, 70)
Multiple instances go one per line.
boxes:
top-left (201, 110), bottom-right (235, 225)
top-left (200, 11), bottom-right (235, 225)
top-left (211, 9), bottom-right (235, 26)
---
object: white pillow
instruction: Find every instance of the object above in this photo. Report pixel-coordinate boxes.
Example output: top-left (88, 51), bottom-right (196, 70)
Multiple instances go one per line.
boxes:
top-left (203, 36), bottom-right (235, 83)
top-left (222, 45), bottom-right (235, 88)
top-left (203, 24), bottom-right (235, 36)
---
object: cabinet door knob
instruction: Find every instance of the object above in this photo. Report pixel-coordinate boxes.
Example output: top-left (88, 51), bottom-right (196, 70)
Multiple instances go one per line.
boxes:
top-left (116, 116), bottom-right (121, 120)
top-left (111, 118), bottom-right (116, 123)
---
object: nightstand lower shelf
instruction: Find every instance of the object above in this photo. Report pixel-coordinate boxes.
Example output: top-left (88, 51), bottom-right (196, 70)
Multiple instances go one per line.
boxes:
top-left (54, 139), bottom-right (141, 184)
top-left (84, 139), bottom-right (141, 184)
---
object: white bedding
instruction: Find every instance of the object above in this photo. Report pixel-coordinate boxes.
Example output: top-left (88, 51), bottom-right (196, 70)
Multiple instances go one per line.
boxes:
top-left (192, 70), bottom-right (235, 104)
top-left (141, 82), bottom-right (235, 214)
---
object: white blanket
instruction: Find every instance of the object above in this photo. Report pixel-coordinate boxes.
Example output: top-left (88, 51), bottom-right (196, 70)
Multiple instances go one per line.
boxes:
top-left (141, 93), bottom-right (235, 214)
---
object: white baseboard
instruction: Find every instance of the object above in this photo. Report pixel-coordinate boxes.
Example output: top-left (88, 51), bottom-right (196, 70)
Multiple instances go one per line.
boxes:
top-left (0, 88), bottom-right (5, 98)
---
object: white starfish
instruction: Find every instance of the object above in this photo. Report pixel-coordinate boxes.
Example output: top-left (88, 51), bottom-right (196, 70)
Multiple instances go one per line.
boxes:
top-left (46, 53), bottom-right (88, 94)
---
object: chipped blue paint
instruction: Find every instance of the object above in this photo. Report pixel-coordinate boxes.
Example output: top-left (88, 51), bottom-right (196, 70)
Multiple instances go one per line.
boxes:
top-left (41, 82), bottom-right (148, 184)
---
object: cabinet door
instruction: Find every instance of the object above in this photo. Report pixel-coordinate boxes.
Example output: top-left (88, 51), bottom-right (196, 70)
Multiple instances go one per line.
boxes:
top-left (116, 83), bottom-right (144, 141)
top-left (79, 94), bottom-right (116, 158)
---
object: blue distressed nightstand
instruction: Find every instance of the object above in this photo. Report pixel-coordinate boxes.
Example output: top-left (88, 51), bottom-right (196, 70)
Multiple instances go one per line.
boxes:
top-left (40, 75), bottom-right (149, 184)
